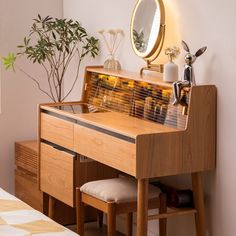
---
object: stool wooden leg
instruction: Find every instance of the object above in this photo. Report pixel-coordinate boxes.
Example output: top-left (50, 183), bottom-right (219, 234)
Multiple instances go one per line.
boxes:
top-left (76, 188), bottom-right (85, 236)
top-left (97, 210), bottom-right (104, 228)
top-left (159, 193), bottom-right (167, 236)
top-left (192, 172), bottom-right (206, 236)
top-left (126, 213), bottom-right (133, 236)
top-left (48, 195), bottom-right (55, 219)
top-left (107, 202), bottom-right (116, 236)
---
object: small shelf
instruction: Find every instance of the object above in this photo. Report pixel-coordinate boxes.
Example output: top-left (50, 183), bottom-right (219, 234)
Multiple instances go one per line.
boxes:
top-left (86, 66), bottom-right (172, 88)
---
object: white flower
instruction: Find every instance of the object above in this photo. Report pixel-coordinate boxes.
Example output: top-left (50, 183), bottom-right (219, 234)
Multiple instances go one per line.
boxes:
top-left (98, 29), bottom-right (105, 34)
top-left (165, 46), bottom-right (180, 61)
top-left (98, 28), bottom-right (124, 55)
top-left (116, 29), bottom-right (124, 36)
top-left (108, 29), bottom-right (116, 35)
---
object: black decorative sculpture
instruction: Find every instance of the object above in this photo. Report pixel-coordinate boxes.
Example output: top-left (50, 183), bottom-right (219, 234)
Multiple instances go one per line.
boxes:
top-left (173, 41), bottom-right (207, 105)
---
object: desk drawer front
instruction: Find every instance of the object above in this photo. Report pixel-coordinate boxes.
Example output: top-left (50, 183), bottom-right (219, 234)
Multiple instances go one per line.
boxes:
top-left (40, 113), bottom-right (74, 150)
top-left (40, 143), bottom-right (75, 207)
top-left (74, 125), bottom-right (136, 176)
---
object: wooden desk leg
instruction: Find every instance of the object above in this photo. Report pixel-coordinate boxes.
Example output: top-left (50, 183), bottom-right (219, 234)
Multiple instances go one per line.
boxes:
top-left (137, 179), bottom-right (149, 236)
top-left (159, 193), bottom-right (167, 236)
top-left (48, 195), bottom-right (55, 219)
top-left (192, 172), bottom-right (206, 236)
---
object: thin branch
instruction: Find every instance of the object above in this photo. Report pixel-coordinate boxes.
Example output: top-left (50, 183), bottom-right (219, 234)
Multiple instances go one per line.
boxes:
top-left (113, 34), bottom-right (124, 56)
top-left (42, 63), bottom-right (54, 100)
top-left (61, 52), bottom-right (82, 101)
top-left (51, 65), bottom-right (59, 100)
top-left (15, 65), bottom-right (56, 102)
top-left (46, 54), bottom-right (61, 92)
top-left (59, 43), bottom-right (78, 85)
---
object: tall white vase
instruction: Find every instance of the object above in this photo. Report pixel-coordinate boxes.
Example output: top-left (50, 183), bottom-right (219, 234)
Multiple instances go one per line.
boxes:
top-left (163, 61), bottom-right (178, 83)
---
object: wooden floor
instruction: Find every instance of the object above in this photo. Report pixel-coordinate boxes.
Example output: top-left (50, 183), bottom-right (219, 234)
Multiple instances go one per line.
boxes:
top-left (67, 222), bottom-right (124, 236)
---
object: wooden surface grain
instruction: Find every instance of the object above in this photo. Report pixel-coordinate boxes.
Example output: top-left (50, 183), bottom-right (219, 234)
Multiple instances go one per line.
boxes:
top-left (74, 124), bottom-right (136, 176)
top-left (40, 143), bottom-right (75, 207)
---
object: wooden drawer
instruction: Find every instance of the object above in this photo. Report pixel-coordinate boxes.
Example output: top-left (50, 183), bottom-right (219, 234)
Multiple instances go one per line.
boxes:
top-left (40, 113), bottom-right (74, 150)
top-left (15, 140), bottom-right (38, 175)
top-left (40, 142), bottom-right (76, 207)
top-left (15, 169), bottom-right (43, 211)
top-left (74, 124), bottom-right (136, 176)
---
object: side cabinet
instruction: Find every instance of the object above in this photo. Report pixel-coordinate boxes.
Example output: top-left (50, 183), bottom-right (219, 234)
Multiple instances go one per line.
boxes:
top-left (15, 140), bottom-right (78, 225)
top-left (15, 141), bottom-right (43, 211)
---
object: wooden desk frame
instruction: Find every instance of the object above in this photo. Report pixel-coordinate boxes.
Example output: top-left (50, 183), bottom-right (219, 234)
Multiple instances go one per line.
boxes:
top-left (38, 67), bottom-right (216, 236)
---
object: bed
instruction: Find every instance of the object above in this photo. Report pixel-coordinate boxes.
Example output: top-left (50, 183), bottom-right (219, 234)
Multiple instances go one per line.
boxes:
top-left (0, 187), bottom-right (78, 236)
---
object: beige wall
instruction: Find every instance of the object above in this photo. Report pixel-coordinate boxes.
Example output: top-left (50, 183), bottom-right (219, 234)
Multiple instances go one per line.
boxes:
top-left (0, 0), bottom-right (63, 192)
top-left (0, 0), bottom-right (234, 235)
top-left (63, 0), bottom-right (236, 235)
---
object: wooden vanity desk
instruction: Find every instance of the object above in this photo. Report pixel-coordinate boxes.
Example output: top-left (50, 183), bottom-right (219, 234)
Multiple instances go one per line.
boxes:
top-left (39, 66), bottom-right (216, 236)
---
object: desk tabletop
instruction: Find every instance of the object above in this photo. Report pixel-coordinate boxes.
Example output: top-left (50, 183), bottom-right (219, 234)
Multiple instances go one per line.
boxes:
top-left (40, 104), bottom-right (180, 139)
top-left (74, 111), bottom-right (180, 138)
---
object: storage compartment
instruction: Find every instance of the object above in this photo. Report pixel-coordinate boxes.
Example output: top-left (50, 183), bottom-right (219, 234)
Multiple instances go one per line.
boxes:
top-left (15, 140), bottom-right (38, 175)
top-left (40, 142), bottom-right (76, 207)
top-left (74, 124), bottom-right (136, 176)
top-left (15, 140), bottom-right (102, 225)
top-left (15, 168), bottom-right (43, 211)
top-left (41, 113), bottom-right (74, 150)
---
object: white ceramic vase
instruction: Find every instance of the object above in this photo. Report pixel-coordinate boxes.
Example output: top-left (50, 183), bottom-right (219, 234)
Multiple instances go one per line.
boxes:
top-left (163, 61), bottom-right (178, 83)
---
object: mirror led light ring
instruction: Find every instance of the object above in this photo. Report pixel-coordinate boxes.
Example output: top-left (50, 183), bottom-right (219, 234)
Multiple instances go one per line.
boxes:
top-left (130, 0), bottom-right (165, 60)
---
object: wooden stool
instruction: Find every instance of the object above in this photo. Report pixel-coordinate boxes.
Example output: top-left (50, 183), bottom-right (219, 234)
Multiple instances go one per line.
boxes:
top-left (76, 177), bottom-right (167, 236)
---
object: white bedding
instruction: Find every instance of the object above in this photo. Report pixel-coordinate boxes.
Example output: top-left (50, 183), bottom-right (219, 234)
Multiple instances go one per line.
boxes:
top-left (0, 188), bottom-right (78, 236)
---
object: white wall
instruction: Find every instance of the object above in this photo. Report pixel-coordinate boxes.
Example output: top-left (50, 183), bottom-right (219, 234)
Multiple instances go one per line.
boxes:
top-left (0, 0), bottom-right (63, 193)
top-left (63, 0), bottom-right (236, 236)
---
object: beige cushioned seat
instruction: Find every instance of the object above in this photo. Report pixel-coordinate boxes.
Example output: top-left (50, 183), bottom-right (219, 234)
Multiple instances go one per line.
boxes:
top-left (80, 177), bottom-right (161, 204)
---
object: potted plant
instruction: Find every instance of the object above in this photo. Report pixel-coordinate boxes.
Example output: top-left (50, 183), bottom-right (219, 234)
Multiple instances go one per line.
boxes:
top-left (3, 15), bottom-right (99, 102)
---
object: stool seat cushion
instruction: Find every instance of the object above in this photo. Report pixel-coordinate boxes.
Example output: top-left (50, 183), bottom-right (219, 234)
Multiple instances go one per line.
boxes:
top-left (80, 177), bottom-right (161, 204)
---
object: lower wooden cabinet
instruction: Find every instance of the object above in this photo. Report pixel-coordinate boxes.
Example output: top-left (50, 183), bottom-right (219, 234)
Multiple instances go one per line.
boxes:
top-left (15, 140), bottom-right (119, 225)
top-left (15, 168), bottom-right (43, 211)
top-left (40, 141), bottom-right (119, 207)
top-left (15, 140), bottom-right (77, 225)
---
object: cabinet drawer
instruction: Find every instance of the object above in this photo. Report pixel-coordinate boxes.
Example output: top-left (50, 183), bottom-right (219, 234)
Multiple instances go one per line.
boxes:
top-left (40, 113), bottom-right (74, 150)
top-left (74, 125), bottom-right (136, 176)
top-left (40, 142), bottom-right (76, 207)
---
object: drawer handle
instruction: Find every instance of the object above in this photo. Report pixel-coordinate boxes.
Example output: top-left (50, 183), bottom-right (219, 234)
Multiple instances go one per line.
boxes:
top-left (42, 142), bottom-right (75, 156)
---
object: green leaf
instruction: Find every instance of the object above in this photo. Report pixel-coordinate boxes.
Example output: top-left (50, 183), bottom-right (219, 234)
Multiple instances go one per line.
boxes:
top-left (2, 53), bottom-right (17, 70)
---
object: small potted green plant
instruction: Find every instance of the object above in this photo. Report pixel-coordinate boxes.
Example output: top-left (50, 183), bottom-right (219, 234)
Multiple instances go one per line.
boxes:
top-left (3, 15), bottom-right (99, 102)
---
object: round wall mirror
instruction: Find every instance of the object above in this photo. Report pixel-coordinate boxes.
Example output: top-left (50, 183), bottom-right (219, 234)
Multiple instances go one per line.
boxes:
top-left (130, 0), bottom-right (165, 74)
